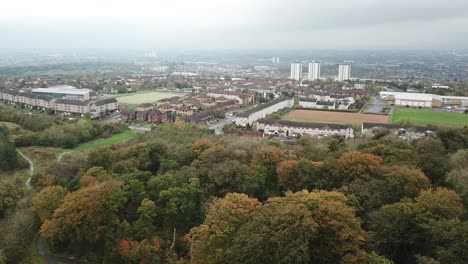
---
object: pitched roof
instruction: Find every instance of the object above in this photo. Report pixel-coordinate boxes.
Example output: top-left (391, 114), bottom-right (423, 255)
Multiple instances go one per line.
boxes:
top-left (95, 98), bottom-right (118, 106)
top-left (362, 122), bottom-right (438, 133)
top-left (258, 119), bottom-right (353, 130)
top-left (238, 97), bottom-right (292, 117)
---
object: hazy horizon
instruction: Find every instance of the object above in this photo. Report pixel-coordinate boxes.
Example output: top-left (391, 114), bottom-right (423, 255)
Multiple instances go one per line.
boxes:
top-left (2, 0), bottom-right (468, 52)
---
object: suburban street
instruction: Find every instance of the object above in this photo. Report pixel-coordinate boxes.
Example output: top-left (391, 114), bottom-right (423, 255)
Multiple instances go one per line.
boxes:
top-left (209, 114), bottom-right (236, 135)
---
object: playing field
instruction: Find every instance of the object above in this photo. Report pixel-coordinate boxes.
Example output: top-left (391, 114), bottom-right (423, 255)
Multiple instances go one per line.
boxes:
top-left (390, 108), bottom-right (468, 127)
top-left (283, 110), bottom-right (389, 125)
top-left (115, 91), bottom-right (183, 105)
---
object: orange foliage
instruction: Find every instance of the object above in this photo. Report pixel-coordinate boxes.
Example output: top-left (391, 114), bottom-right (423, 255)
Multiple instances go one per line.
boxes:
top-left (338, 151), bottom-right (383, 179)
top-left (79, 175), bottom-right (98, 188)
top-left (276, 160), bottom-right (299, 189)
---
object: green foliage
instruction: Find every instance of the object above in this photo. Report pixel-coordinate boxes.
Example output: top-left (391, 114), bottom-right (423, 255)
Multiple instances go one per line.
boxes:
top-left (158, 179), bottom-right (204, 233)
top-left (0, 174), bottom-right (25, 218)
top-left (0, 125), bottom-right (22, 171)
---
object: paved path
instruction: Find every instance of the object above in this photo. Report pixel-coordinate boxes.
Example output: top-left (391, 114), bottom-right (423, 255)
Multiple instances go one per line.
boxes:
top-left (17, 150), bottom-right (33, 189)
top-left (18, 150), bottom-right (85, 263)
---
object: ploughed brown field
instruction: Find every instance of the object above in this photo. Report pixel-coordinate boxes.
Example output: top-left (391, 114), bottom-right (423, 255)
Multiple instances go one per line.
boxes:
top-left (283, 110), bottom-right (389, 125)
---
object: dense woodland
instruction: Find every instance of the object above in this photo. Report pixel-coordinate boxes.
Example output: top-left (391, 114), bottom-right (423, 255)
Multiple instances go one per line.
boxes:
top-left (1, 119), bottom-right (468, 263)
top-left (0, 106), bottom-right (126, 148)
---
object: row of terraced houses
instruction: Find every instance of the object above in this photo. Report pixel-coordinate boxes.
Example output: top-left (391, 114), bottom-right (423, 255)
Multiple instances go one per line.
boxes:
top-left (0, 87), bottom-right (119, 117)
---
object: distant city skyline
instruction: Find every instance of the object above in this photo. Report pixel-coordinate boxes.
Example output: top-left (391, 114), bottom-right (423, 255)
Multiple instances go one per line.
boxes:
top-left (1, 0), bottom-right (468, 52)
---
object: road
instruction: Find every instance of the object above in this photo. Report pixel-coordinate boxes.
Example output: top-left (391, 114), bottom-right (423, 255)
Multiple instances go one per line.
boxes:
top-left (364, 97), bottom-right (387, 114)
top-left (209, 115), bottom-right (236, 135)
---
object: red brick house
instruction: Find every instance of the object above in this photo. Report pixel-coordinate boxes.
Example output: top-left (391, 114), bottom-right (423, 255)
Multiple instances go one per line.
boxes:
top-left (136, 111), bottom-right (148, 122)
top-left (147, 109), bottom-right (166, 124)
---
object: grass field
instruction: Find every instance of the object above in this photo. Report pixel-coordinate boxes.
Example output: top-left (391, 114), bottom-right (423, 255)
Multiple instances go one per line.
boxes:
top-left (115, 91), bottom-right (183, 105)
top-left (60, 130), bottom-right (135, 154)
top-left (390, 108), bottom-right (468, 127)
top-left (283, 110), bottom-right (389, 125)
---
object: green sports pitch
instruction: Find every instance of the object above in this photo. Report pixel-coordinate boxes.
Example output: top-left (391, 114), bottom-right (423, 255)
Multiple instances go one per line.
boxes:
top-left (390, 108), bottom-right (468, 127)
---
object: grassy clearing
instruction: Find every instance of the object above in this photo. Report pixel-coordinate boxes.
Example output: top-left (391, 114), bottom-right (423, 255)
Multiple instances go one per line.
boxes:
top-left (60, 130), bottom-right (135, 154)
top-left (115, 91), bottom-right (183, 105)
top-left (390, 108), bottom-right (468, 127)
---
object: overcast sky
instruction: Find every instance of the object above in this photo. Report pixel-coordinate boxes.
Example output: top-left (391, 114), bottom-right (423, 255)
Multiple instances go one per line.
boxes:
top-left (1, 0), bottom-right (468, 52)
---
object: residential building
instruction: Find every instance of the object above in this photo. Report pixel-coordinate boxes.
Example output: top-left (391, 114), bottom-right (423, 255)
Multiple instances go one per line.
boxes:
top-left (338, 64), bottom-right (351, 81)
top-left (206, 90), bottom-right (254, 106)
top-left (308, 62), bottom-right (320, 81)
top-left (0, 89), bottom-right (117, 117)
top-left (54, 99), bottom-right (91, 115)
top-left (256, 119), bottom-right (355, 139)
top-left (136, 103), bottom-right (155, 111)
top-left (235, 97), bottom-right (294, 126)
top-left (147, 109), bottom-right (166, 124)
top-left (290, 63), bottom-right (302, 81)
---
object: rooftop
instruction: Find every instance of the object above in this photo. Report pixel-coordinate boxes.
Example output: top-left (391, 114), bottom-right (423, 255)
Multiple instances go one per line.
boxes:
top-left (33, 86), bottom-right (92, 96)
top-left (238, 97), bottom-right (292, 117)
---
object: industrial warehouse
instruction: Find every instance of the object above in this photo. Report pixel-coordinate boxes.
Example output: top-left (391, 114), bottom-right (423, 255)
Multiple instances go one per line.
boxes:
top-left (380, 91), bottom-right (468, 109)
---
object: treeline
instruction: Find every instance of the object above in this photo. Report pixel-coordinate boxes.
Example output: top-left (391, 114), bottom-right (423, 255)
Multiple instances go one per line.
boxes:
top-left (0, 107), bottom-right (56, 131)
top-left (15, 119), bottom-right (126, 148)
top-left (17, 122), bottom-right (468, 263)
top-left (0, 126), bottom-right (25, 171)
top-left (0, 106), bottom-right (126, 148)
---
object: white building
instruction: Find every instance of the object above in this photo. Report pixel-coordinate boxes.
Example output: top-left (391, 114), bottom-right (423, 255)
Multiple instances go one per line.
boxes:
top-left (299, 98), bottom-right (336, 109)
top-left (338, 64), bottom-right (351, 81)
top-left (290, 63), bottom-right (302, 81)
top-left (235, 97), bottom-right (294, 126)
top-left (257, 119), bottom-right (355, 139)
top-left (308, 62), bottom-right (320, 81)
top-left (379, 91), bottom-right (434, 108)
top-left (32, 85), bottom-right (94, 101)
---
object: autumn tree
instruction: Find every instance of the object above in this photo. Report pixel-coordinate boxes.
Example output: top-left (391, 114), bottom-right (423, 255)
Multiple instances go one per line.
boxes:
top-left (242, 145), bottom-right (284, 199)
top-left (189, 193), bottom-right (261, 264)
top-left (33, 185), bottom-right (68, 222)
top-left (117, 237), bottom-right (164, 264)
top-left (276, 159), bottom-right (299, 191)
top-left (338, 151), bottom-right (383, 182)
top-left (229, 202), bottom-right (317, 264)
top-left (205, 160), bottom-right (248, 196)
top-left (40, 180), bottom-right (127, 254)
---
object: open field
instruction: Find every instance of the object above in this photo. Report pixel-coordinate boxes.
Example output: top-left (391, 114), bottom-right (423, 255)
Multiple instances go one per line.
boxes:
top-left (114, 91), bottom-right (183, 105)
top-left (283, 110), bottom-right (389, 125)
top-left (390, 108), bottom-right (468, 127)
top-left (60, 130), bottom-right (135, 154)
